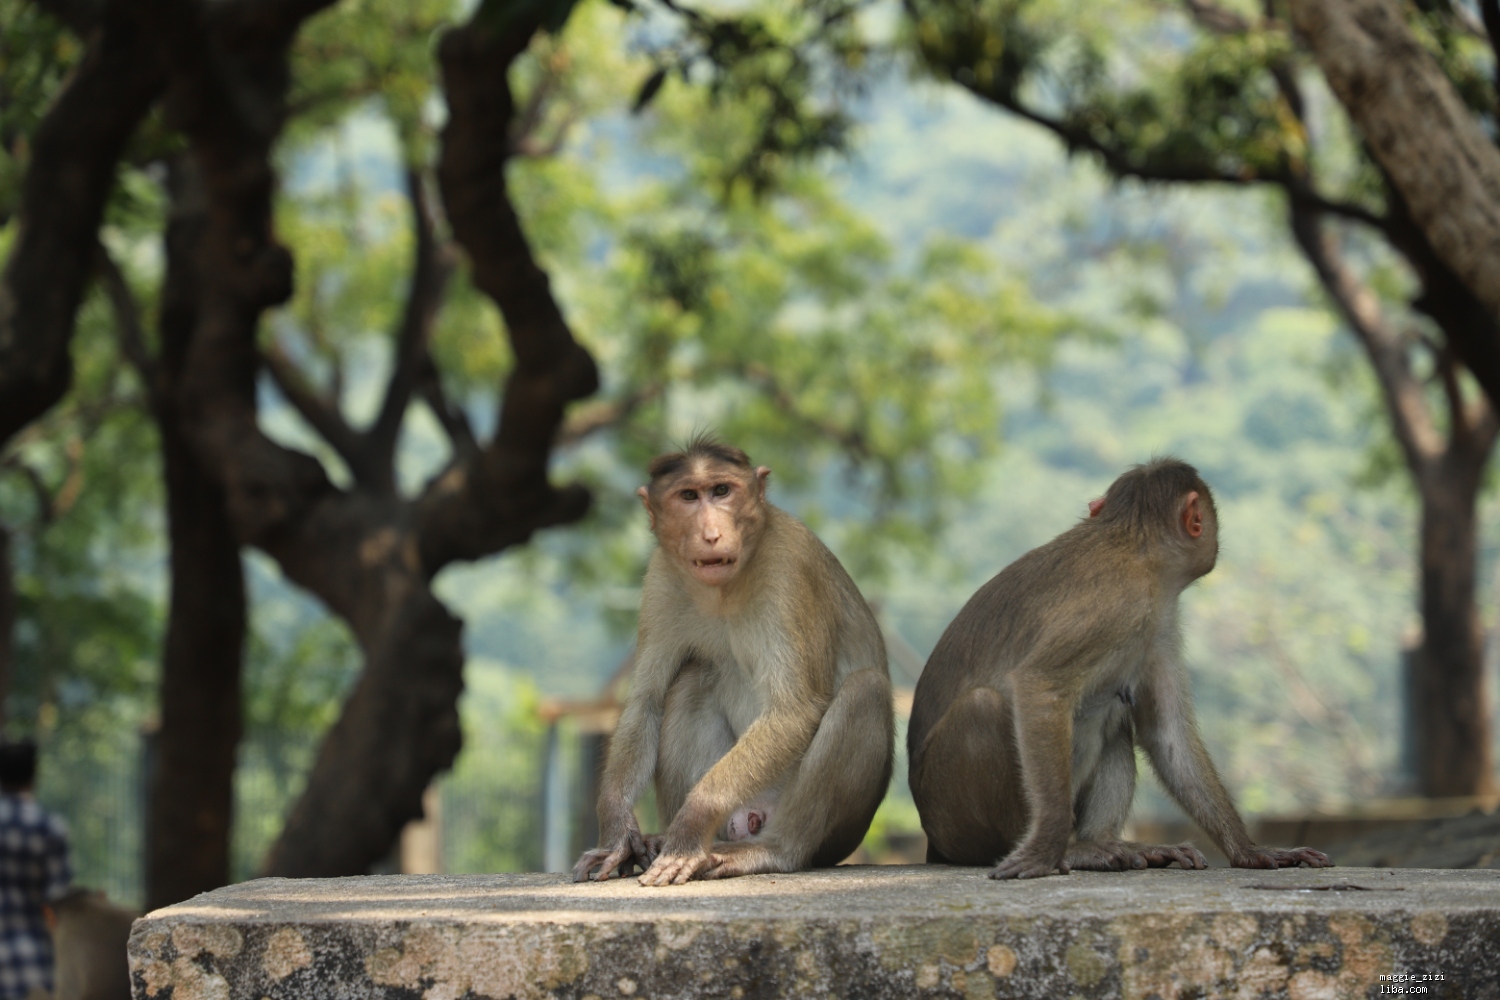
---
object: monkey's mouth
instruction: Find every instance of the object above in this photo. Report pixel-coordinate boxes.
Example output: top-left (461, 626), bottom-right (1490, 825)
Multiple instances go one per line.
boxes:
top-left (691, 555), bottom-right (738, 582)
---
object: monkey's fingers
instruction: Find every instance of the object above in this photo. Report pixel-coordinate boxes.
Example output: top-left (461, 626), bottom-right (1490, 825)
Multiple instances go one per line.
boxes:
top-left (989, 853), bottom-right (1066, 880)
top-left (639, 851), bottom-right (711, 886)
top-left (591, 846), bottom-right (638, 882)
top-left (1275, 847), bottom-right (1333, 869)
top-left (572, 849), bottom-right (612, 882)
top-left (1134, 842), bottom-right (1206, 870)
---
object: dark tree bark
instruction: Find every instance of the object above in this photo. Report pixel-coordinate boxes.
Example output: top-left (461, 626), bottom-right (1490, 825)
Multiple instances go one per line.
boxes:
top-left (147, 159), bottom-right (249, 911)
top-left (137, 0), bottom-right (595, 877)
top-left (1, 0), bottom-right (603, 879)
top-left (98, 154), bottom-right (249, 909)
top-left (1414, 452), bottom-right (1494, 796)
top-left (0, 521), bottom-right (12, 733)
top-left (1290, 201), bottom-right (1497, 799)
top-left (1288, 0), bottom-right (1500, 407)
top-left (0, 0), bottom-right (168, 447)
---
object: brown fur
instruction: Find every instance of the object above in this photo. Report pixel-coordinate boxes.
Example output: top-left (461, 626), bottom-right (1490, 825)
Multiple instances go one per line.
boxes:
top-left (908, 458), bottom-right (1331, 878)
top-left (575, 442), bottom-right (895, 885)
top-left (51, 889), bottom-right (137, 1000)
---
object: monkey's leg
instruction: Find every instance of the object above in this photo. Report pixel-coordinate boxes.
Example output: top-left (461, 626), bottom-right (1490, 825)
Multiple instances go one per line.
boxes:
top-left (654, 662), bottom-right (736, 830)
top-left (1065, 723), bottom-right (1206, 872)
top-left (909, 686), bottom-right (1026, 867)
top-left (702, 668), bottom-right (894, 879)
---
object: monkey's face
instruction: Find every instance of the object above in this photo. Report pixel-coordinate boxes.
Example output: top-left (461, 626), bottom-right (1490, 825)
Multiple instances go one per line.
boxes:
top-left (639, 459), bottom-right (770, 587)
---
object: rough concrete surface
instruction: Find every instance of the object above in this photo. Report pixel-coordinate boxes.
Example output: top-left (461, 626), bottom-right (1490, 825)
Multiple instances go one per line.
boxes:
top-left (129, 865), bottom-right (1498, 1000)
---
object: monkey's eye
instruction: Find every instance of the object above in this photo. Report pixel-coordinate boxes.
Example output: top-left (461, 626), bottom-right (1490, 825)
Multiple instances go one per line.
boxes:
top-left (712, 483), bottom-right (730, 497)
top-left (680, 489), bottom-right (698, 502)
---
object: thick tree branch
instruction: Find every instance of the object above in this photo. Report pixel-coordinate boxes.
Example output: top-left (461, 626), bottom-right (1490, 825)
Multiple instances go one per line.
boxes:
top-left (1482, 0), bottom-right (1500, 122)
top-left (1183, 0), bottom-right (1250, 35)
top-left (557, 384), bottom-right (666, 447)
top-left (210, 0), bottom-right (341, 48)
top-left (0, 0), bottom-right (169, 448)
top-left (1289, 0), bottom-right (1500, 332)
top-left (33, 0), bottom-right (104, 36)
top-left (364, 169), bottom-right (455, 490)
top-left (419, 13), bottom-right (600, 570)
top-left (964, 76), bottom-right (1387, 231)
top-left (1286, 202), bottom-right (1442, 468)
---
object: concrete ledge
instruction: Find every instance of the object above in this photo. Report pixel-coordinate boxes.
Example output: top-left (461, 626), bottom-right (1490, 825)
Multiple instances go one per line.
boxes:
top-left (129, 866), bottom-right (1499, 999)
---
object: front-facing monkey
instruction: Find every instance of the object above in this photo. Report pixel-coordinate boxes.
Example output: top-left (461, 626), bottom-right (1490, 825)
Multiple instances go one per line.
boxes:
top-left (909, 458), bottom-right (1331, 878)
top-left (574, 438), bottom-right (894, 886)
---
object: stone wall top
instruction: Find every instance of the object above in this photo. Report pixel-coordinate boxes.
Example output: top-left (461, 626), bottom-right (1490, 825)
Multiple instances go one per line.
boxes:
top-left (130, 865), bottom-right (1500, 999)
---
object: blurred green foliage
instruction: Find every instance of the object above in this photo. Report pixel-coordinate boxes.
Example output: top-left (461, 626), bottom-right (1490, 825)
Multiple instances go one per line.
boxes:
top-left (4, 0), bottom-right (1492, 901)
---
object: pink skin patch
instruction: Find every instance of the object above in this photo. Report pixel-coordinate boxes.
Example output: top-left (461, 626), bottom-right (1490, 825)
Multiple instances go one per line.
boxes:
top-left (725, 807), bottom-right (769, 841)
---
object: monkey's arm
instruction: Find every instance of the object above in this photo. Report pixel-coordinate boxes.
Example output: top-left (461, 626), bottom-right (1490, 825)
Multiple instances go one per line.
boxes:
top-left (991, 673), bottom-right (1077, 879)
top-left (1135, 657), bottom-right (1331, 869)
top-left (640, 631), bottom-right (832, 886)
top-left (574, 632), bottom-right (680, 882)
top-left (640, 699), bottom-right (825, 886)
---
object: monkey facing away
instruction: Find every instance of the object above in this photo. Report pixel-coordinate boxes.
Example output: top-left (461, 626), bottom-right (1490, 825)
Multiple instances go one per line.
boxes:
top-left (50, 888), bottom-right (137, 1000)
top-left (574, 437), bottom-right (895, 886)
top-left (908, 458), bottom-right (1331, 879)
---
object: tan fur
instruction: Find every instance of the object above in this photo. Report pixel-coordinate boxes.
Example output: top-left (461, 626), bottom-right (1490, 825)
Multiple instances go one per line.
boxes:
top-left (575, 444), bottom-right (895, 886)
top-left (908, 458), bottom-right (1332, 878)
top-left (52, 889), bottom-right (137, 1000)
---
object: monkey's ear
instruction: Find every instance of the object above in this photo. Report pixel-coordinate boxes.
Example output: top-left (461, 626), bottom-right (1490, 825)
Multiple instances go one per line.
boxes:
top-left (1087, 497), bottom-right (1105, 518)
top-left (637, 486), bottom-right (656, 531)
top-left (1182, 491), bottom-right (1204, 538)
top-left (755, 466), bottom-right (771, 496)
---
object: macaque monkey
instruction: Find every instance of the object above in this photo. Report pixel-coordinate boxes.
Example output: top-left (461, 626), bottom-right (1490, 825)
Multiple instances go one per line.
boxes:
top-left (50, 888), bottom-right (137, 1000)
top-left (908, 458), bottom-right (1331, 879)
top-left (574, 437), bottom-right (894, 886)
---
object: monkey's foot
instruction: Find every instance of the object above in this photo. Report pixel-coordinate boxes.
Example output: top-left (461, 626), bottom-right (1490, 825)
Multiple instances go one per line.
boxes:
top-left (701, 841), bottom-right (784, 880)
top-left (989, 847), bottom-right (1070, 880)
top-left (1066, 840), bottom-right (1206, 872)
top-left (1233, 846), bottom-right (1333, 869)
top-left (639, 847), bottom-right (714, 886)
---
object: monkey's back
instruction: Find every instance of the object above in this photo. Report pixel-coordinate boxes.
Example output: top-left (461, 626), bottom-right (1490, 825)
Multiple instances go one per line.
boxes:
top-left (907, 521), bottom-right (1152, 769)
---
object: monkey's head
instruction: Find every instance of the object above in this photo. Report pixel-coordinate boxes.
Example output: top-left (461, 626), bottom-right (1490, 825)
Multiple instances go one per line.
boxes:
top-left (638, 437), bottom-right (771, 588)
top-left (1088, 457), bottom-right (1219, 579)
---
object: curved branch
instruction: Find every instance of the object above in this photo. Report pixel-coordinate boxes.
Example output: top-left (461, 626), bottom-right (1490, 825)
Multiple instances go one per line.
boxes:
top-left (420, 14), bottom-right (600, 570)
top-left (365, 169), bottom-right (455, 489)
top-left (1289, 0), bottom-right (1500, 331)
top-left (1286, 201), bottom-right (1442, 468)
top-left (0, 0), bottom-right (169, 448)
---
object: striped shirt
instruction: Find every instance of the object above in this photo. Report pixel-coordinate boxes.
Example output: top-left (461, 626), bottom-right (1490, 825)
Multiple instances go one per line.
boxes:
top-left (0, 796), bottom-right (70, 999)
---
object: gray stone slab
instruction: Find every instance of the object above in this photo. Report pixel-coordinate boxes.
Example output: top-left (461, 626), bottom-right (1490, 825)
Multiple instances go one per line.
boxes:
top-left (129, 865), bottom-right (1499, 999)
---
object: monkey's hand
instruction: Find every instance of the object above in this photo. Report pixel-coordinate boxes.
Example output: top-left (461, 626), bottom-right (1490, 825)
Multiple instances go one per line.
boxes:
top-left (1065, 840), bottom-right (1206, 872)
top-left (989, 844), bottom-right (1071, 880)
top-left (1232, 846), bottom-right (1333, 869)
top-left (572, 820), bottom-right (657, 882)
top-left (701, 841), bottom-right (781, 880)
top-left (639, 845), bottom-right (715, 886)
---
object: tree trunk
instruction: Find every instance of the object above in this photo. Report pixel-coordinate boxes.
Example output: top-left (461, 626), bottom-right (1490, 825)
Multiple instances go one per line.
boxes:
top-left (0, 521), bottom-right (12, 733)
top-left (1413, 453), bottom-right (1495, 797)
top-left (262, 555), bottom-right (462, 876)
top-left (1289, 0), bottom-right (1500, 403)
top-left (145, 157), bottom-right (247, 911)
top-left (0, 0), bottom-right (168, 447)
